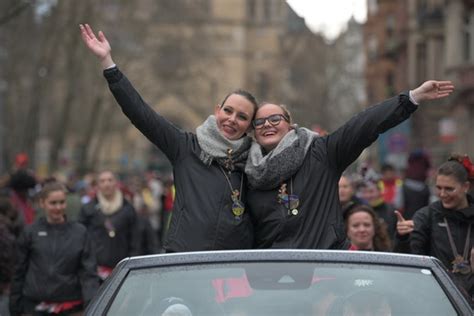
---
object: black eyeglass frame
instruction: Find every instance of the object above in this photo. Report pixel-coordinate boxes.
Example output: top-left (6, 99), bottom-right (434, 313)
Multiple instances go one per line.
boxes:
top-left (252, 114), bottom-right (290, 129)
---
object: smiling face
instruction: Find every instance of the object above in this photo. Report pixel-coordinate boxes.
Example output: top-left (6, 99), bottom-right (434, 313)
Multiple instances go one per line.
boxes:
top-left (346, 211), bottom-right (375, 250)
top-left (253, 103), bottom-right (292, 152)
top-left (214, 94), bottom-right (255, 140)
top-left (41, 190), bottom-right (67, 224)
top-left (435, 174), bottom-right (469, 210)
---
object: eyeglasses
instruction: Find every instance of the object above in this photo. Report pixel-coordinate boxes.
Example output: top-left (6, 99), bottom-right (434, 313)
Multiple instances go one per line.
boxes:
top-left (253, 114), bottom-right (289, 129)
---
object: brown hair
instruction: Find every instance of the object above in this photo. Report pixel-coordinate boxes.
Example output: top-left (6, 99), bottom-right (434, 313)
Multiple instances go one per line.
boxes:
top-left (344, 205), bottom-right (392, 251)
top-left (220, 89), bottom-right (259, 120)
top-left (438, 160), bottom-right (469, 184)
top-left (39, 180), bottom-right (67, 200)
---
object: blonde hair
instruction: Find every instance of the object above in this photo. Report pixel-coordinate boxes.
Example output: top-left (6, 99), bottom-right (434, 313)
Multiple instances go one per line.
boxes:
top-left (258, 102), bottom-right (292, 124)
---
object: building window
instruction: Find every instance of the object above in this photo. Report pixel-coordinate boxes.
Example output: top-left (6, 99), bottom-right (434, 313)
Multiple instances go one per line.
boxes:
top-left (368, 0), bottom-right (378, 15)
top-left (463, 10), bottom-right (474, 63)
top-left (386, 15), bottom-right (395, 38)
top-left (368, 35), bottom-right (378, 60)
top-left (416, 42), bottom-right (427, 84)
top-left (247, 0), bottom-right (256, 21)
top-left (263, 0), bottom-right (272, 22)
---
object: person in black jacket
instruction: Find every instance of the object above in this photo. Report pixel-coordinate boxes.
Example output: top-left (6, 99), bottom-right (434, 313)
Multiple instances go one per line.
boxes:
top-left (9, 181), bottom-right (99, 316)
top-left (80, 24), bottom-right (258, 252)
top-left (245, 80), bottom-right (454, 249)
top-left (78, 171), bottom-right (140, 281)
top-left (395, 157), bottom-right (474, 301)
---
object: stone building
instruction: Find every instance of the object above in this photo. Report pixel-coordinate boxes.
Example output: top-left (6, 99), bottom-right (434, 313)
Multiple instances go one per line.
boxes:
top-left (93, 0), bottom-right (332, 172)
top-left (363, 0), bottom-right (410, 168)
top-left (364, 0), bottom-right (474, 167)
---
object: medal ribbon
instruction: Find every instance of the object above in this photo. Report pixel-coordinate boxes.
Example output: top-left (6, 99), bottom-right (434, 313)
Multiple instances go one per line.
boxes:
top-left (218, 165), bottom-right (244, 217)
top-left (444, 217), bottom-right (471, 272)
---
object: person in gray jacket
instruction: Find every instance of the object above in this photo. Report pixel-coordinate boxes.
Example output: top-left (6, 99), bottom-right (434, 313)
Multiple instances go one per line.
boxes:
top-left (80, 24), bottom-right (258, 252)
top-left (246, 80), bottom-right (454, 249)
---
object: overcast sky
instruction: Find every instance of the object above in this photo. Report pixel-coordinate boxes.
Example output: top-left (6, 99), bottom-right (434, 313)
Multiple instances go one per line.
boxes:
top-left (286, 0), bottom-right (367, 40)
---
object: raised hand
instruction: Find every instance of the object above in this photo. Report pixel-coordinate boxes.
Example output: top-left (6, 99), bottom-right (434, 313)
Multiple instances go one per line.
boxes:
top-left (79, 23), bottom-right (115, 69)
top-left (395, 210), bottom-right (414, 236)
top-left (410, 80), bottom-right (455, 103)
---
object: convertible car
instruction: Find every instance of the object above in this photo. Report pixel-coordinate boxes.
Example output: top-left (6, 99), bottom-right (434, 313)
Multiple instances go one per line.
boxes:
top-left (86, 250), bottom-right (472, 315)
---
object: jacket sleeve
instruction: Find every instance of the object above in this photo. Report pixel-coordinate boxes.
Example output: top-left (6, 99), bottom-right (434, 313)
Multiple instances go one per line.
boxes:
top-left (79, 229), bottom-right (100, 306)
top-left (326, 92), bottom-right (417, 172)
top-left (409, 207), bottom-right (432, 255)
top-left (103, 66), bottom-right (188, 165)
top-left (9, 229), bottom-right (31, 316)
top-left (393, 233), bottom-right (411, 254)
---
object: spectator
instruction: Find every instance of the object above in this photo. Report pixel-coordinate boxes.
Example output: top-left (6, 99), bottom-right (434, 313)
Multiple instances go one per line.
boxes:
top-left (339, 173), bottom-right (365, 217)
top-left (9, 181), bottom-right (99, 315)
top-left (378, 163), bottom-right (403, 209)
top-left (395, 156), bottom-right (474, 300)
top-left (78, 171), bottom-right (140, 281)
top-left (400, 149), bottom-right (432, 220)
top-left (358, 179), bottom-right (397, 241)
top-left (345, 205), bottom-right (392, 251)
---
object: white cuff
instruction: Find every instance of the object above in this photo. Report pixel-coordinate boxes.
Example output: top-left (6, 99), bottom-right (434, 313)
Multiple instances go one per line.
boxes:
top-left (408, 90), bottom-right (419, 105)
top-left (105, 63), bottom-right (117, 70)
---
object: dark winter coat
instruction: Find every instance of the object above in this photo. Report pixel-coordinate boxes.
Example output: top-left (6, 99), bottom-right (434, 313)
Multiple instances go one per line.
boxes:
top-left (372, 201), bottom-right (397, 241)
top-left (401, 178), bottom-right (431, 220)
top-left (78, 197), bottom-right (140, 267)
top-left (9, 218), bottom-right (99, 315)
top-left (396, 197), bottom-right (474, 297)
top-left (103, 67), bottom-right (253, 252)
top-left (248, 92), bottom-right (417, 249)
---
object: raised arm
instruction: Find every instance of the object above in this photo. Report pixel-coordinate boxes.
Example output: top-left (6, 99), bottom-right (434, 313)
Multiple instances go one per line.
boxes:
top-left (79, 23), bottom-right (115, 69)
top-left (79, 24), bottom-right (187, 164)
top-left (327, 80), bottom-right (454, 172)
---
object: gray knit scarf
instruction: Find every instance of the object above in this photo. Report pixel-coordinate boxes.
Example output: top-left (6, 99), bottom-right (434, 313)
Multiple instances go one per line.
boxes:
top-left (196, 115), bottom-right (252, 171)
top-left (245, 127), bottom-right (318, 190)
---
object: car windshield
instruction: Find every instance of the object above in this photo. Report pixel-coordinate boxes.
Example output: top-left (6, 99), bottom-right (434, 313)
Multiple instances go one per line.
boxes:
top-left (107, 262), bottom-right (458, 316)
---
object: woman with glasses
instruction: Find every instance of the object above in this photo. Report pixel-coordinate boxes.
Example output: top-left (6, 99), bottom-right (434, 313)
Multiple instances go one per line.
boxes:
top-left (80, 24), bottom-right (258, 252)
top-left (395, 156), bottom-right (474, 300)
top-left (245, 81), bottom-right (454, 250)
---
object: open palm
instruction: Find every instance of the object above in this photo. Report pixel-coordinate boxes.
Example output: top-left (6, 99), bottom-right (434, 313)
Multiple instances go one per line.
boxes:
top-left (80, 24), bottom-right (111, 60)
top-left (413, 80), bottom-right (455, 102)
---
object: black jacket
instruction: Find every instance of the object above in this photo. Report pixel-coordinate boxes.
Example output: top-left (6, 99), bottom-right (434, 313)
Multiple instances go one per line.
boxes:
top-left (103, 67), bottom-right (253, 252)
top-left (372, 201), bottom-right (397, 241)
top-left (395, 197), bottom-right (474, 298)
top-left (248, 93), bottom-right (417, 249)
top-left (9, 218), bottom-right (99, 315)
top-left (79, 197), bottom-right (140, 267)
top-left (398, 199), bottom-right (474, 268)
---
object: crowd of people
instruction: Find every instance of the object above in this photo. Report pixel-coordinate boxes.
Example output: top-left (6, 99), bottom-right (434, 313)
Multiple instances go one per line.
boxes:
top-left (0, 23), bottom-right (470, 315)
top-left (0, 160), bottom-right (175, 315)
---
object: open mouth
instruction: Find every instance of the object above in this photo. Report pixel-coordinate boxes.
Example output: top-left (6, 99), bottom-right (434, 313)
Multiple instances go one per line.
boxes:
top-left (262, 130), bottom-right (277, 137)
